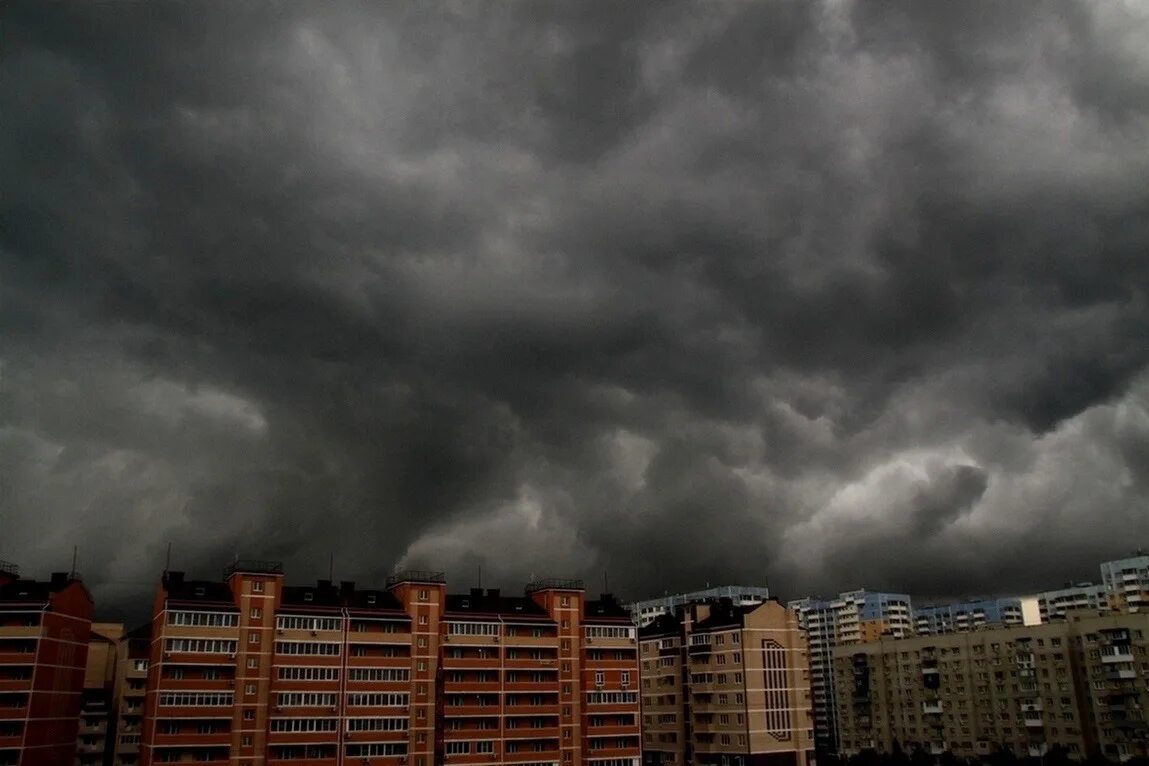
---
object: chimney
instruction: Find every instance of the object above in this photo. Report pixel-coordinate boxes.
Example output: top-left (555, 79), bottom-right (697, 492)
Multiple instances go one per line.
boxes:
top-left (487, 588), bottom-right (501, 599)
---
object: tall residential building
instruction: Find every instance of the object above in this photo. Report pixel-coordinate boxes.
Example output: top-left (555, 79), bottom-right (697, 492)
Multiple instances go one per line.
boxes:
top-left (1035, 583), bottom-right (1110, 623)
top-left (112, 624), bottom-right (149, 766)
top-left (631, 588), bottom-right (772, 628)
top-left (1100, 554), bottom-right (1149, 613)
top-left (832, 610), bottom-right (1149, 762)
top-left (77, 622), bottom-right (125, 766)
top-left (638, 598), bottom-right (815, 766)
top-left (138, 562), bottom-right (641, 766)
top-left (0, 563), bottom-right (94, 766)
top-left (913, 598), bottom-right (1025, 636)
top-left (787, 591), bottom-right (912, 754)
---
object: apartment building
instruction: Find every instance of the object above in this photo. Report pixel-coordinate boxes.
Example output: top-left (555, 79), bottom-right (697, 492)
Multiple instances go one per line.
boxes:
top-left (112, 624), bottom-right (150, 765)
top-left (138, 562), bottom-right (641, 766)
top-left (0, 562), bottom-right (94, 766)
top-left (913, 599), bottom-right (1025, 636)
top-left (631, 588), bottom-right (772, 628)
top-left (1101, 555), bottom-right (1149, 614)
top-left (77, 622), bottom-right (125, 766)
top-left (1036, 584), bottom-right (1110, 623)
top-left (639, 598), bottom-right (815, 766)
top-left (832, 611), bottom-right (1149, 762)
top-left (787, 591), bottom-right (912, 754)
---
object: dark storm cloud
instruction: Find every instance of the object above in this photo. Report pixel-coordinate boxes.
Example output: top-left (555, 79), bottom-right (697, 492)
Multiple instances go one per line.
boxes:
top-left (3, 1), bottom-right (1149, 619)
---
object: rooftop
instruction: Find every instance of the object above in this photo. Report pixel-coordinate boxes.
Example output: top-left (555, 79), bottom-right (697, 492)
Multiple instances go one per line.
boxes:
top-left (446, 588), bottom-right (552, 620)
top-left (223, 559), bottom-right (284, 578)
top-left (385, 570), bottom-right (446, 587)
top-left (525, 578), bottom-right (584, 593)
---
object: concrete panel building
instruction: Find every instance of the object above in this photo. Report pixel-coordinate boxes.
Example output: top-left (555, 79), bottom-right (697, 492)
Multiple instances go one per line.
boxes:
top-left (787, 591), bottom-right (913, 754)
top-left (77, 622), bottom-right (124, 766)
top-left (832, 610), bottom-right (1149, 762)
top-left (913, 599), bottom-right (1025, 636)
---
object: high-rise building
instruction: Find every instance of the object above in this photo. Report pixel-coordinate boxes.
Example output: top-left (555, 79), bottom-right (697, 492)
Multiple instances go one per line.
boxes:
top-left (832, 610), bottom-right (1149, 762)
top-left (111, 624), bottom-right (149, 765)
top-left (137, 562), bottom-right (641, 766)
top-left (912, 598), bottom-right (1025, 636)
top-left (1034, 583), bottom-right (1110, 623)
top-left (787, 591), bottom-right (912, 754)
top-left (77, 622), bottom-right (124, 766)
top-left (0, 562), bottom-right (94, 766)
top-left (630, 588), bottom-right (772, 628)
top-left (1100, 554), bottom-right (1149, 614)
top-left (638, 598), bottom-right (815, 766)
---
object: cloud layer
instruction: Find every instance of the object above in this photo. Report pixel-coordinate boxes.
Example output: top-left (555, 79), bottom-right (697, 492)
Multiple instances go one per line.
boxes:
top-left (3, 1), bottom-right (1149, 619)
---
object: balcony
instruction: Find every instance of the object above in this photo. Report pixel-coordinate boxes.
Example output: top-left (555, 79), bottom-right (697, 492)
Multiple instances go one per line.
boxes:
top-left (506, 726), bottom-right (560, 740)
top-left (1102, 646), bottom-right (1136, 664)
top-left (1109, 667), bottom-right (1138, 681)
top-left (922, 701), bottom-right (943, 715)
top-left (1024, 714), bottom-right (1043, 728)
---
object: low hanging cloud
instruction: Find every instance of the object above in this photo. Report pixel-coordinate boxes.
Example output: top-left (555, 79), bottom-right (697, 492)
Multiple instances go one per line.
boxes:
top-left (2, 1), bottom-right (1149, 620)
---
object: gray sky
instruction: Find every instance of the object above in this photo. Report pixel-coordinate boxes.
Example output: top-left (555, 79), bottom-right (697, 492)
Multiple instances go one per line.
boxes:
top-left (3, 2), bottom-right (1149, 620)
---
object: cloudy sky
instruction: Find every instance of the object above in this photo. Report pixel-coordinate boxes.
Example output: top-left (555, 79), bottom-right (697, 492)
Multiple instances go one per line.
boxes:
top-left (3, 2), bottom-right (1149, 619)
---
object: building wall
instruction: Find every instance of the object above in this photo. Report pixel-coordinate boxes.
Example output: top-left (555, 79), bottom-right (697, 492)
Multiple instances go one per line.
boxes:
top-left (0, 575), bottom-right (94, 766)
top-left (77, 622), bottom-right (124, 766)
top-left (640, 600), bottom-right (813, 766)
top-left (832, 612), bottom-right (1149, 762)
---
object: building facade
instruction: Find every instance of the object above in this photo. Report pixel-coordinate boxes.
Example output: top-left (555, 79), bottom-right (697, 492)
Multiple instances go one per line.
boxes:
top-left (639, 598), bottom-right (814, 766)
top-left (787, 591), bottom-right (913, 754)
top-left (631, 589), bottom-right (772, 629)
top-left (832, 611), bottom-right (1149, 762)
top-left (77, 622), bottom-right (125, 766)
top-left (1036, 584), bottom-right (1111, 623)
top-left (112, 624), bottom-right (150, 765)
top-left (137, 562), bottom-right (641, 766)
top-left (913, 599), bottom-right (1025, 636)
top-left (1101, 555), bottom-right (1149, 614)
top-left (0, 563), bottom-right (94, 766)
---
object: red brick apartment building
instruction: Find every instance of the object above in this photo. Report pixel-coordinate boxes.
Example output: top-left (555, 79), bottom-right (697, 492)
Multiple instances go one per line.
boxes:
top-left (0, 561), bottom-right (95, 766)
top-left (139, 562), bottom-right (641, 766)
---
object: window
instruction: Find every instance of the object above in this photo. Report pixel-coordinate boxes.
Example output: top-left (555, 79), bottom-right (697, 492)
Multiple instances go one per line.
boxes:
top-left (418, 589), bottom-right (429, 601)
top-left (243, 709), bottom-right (255, 721)
top-left (595, 672), bottom-right (605, 685)
top-left (477, 742), bottom-right (495, 754)
top-left (346, 692), bottom-right (409, 707)
top-left (280, 666), bottom-right (341, 681)
top-left (249, 633), bottom-right (260, 644)
top-left (245, 683), bottom-right (257, 696)
top-left (347, 718), bottom-right (408, 732)
top-left (586, 626), bottom-right (635, 639)
top-left (446, 622), bottom-right (499, 635)
top-left (419, 615), bottom-right (428, 625)
top-left (247, 658), bottom-right (258, 669)
top-left (168, 611), bottom-right (238, 628)
top-left (270, 719), bottom-right (338, 733)
top-left (621, 671), bottom-right (631, 684)
top-left (446, 742), bottom-right (470, 755)
top-left (250, 608), bottom-right (262, 619)
top-left (275, 641), bottom-right (340, 655)
top-left (276, 616), bottom-right (341, 631)
top-left (252, 581), bottom-right (264, 593)
top-left (242, 735), bottom-right (252, 747)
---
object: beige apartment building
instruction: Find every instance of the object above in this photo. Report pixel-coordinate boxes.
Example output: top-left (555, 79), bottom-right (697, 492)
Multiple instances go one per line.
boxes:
top-left (77, 622), bottom-right (124, 766)
top-left (639, 598), bottom-right (814, 766)
top-left (832, 611), bottom-right (1149, 762)
top-left (111, 624), bottom-right (149, 765)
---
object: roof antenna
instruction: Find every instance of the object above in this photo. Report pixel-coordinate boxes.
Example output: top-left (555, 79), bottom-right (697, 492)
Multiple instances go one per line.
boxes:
top-left (165, 542), bottom-right (172, 574)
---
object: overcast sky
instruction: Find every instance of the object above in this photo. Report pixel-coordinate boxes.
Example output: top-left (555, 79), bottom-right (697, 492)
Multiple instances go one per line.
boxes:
top-left (3, 2), bottom-right (1149, 620)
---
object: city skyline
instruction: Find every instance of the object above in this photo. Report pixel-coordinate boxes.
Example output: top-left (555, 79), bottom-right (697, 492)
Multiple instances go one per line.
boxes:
top-left (4, 2), bottom-right (1149, 619)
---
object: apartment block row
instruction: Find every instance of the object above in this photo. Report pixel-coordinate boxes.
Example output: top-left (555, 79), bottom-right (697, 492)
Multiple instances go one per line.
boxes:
top-left (786, 553), bottom-right (1149, 754)
top-left (833, 611), bottom-right (1149, 763)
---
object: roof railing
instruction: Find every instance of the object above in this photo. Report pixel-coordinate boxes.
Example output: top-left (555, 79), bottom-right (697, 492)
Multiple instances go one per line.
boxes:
top-left (525, 578), bottom-right (585, 593)
top-left (385, 570), bottom-right (446, 587)
top-left (223, 559), bottom-right (284, 578)
top-left (0, 560), bottom-right (18, 576)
